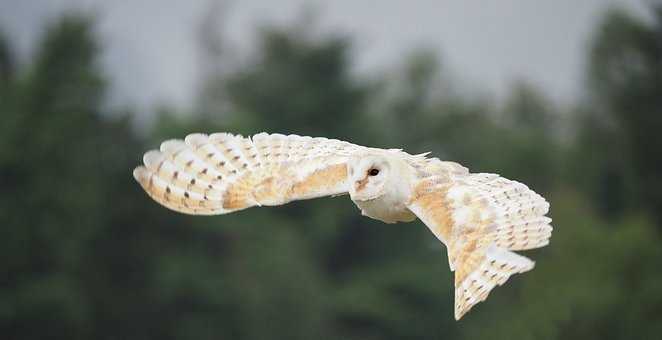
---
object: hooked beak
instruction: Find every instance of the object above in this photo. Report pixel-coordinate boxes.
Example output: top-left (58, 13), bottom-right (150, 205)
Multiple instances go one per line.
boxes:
top-left (354, 177), bottom-right (369, 192)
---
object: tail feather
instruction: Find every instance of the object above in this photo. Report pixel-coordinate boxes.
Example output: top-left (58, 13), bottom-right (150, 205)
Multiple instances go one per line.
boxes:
top-left (454, 245), bottom-right (535, 320)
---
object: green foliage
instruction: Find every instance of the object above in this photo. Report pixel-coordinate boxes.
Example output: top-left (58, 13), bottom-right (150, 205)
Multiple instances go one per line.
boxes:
top-left (224, 26), bottom-right (369, 141)
top-left (586, 7), bottom-right (662, 223)
top-left (0, 15), bottom-right (129, 339)
top-left (2, 6), bottom-right (662, 340)
top-left (0, 30), bottom-right (12, 87)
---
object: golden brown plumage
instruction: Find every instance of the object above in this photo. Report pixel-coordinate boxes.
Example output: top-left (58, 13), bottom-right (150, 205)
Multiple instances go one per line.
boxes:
top-left (133, 132), bottom-right (552, 320)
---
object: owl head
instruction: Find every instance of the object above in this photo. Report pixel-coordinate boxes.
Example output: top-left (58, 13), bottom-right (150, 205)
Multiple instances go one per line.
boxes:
top-left (347, 154), bottom-right (391, 201)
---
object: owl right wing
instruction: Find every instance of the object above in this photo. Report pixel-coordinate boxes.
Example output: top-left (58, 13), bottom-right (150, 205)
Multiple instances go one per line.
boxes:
top-left (406, 160), bottom-right (552, 320)
top-left (133, 133), bottom-right (367, 215)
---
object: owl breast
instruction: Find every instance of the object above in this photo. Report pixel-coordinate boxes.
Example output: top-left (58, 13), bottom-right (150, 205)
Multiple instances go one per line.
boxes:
top-left (352, 195), bottom-right (417, 224)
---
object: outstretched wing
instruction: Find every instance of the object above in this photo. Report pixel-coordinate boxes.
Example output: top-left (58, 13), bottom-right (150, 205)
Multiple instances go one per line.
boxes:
top-left (407, 161), bottom-right (552, 320)
top-left (133, 133), bottom-right (366, 215)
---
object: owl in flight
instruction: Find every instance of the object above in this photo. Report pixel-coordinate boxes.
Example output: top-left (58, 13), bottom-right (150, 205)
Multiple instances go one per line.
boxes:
top-left (133, 132), bottom-right (552, 320)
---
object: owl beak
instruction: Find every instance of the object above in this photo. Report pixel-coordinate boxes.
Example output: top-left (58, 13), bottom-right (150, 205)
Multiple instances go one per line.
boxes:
top-left (354, 177), bottom-right (369, 192)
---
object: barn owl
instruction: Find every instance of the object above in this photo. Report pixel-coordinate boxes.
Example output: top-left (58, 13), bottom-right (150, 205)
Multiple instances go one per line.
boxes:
top-left (133, 132), bottom-right (552, 320)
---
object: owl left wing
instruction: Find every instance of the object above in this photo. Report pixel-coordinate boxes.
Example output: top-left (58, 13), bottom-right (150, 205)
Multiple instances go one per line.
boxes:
top-left (406, 160), bottom-right (552, 320)
top-left (133, 132), bottom-right (366, 215)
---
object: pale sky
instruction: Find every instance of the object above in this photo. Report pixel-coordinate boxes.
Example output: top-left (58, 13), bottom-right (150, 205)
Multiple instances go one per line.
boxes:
top-left (0, 0), bottom-right (650, 113)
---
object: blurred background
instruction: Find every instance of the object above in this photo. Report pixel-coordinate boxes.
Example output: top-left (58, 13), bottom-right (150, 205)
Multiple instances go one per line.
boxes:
top-left (2, 0), bottom-right (662, 339)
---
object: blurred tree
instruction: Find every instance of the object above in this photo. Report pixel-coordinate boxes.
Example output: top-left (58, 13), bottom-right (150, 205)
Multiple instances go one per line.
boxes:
top-left (0, 31), bottom-right (13, 87)
top-left (586, 6), bottom-right (662, 222)
top-left (496, 82), bottom-right (559, 192)
top-left (373, 48), bottom-right (443, 148)
top-left (0, 15), bottom-right (110, 339)
top-left (223, 23), bottom-right (368, 141)
top-left (501, 81), bottom-right (556, 133)
top-left (195, 0), bottom-right (234, 118)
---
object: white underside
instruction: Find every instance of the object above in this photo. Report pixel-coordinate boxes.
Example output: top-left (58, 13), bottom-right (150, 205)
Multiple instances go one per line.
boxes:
top-left (352, 195), bottom-right (416, 224)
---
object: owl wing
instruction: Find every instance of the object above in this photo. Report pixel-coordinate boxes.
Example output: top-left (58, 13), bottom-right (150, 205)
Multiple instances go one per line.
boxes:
top-left (133, 132), bottom-right (366, 215)
top-left (406, 160), bottom-right (552, 320)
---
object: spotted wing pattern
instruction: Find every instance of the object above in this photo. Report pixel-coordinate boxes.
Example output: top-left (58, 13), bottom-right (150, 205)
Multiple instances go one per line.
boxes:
top-left (133, 133), bottom-right (366, 215)
top-left (407, 162), bottom-right (552, 320)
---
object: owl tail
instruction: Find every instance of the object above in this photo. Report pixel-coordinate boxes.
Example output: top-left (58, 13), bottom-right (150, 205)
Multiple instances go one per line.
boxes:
top-left (443, 173), bottom-right (552, 320)
top-left (452, 245), bottom-right (535, 320)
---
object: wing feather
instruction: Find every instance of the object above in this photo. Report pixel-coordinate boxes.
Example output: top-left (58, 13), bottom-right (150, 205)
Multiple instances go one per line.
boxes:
top-left (407, 161), bottom-right (552, 320)
top-left (134, 132), bottom-right (365, 215)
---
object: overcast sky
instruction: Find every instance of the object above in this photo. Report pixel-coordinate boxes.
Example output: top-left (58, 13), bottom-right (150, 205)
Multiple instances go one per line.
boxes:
top-left (0, 0), bottom-right (650, 112)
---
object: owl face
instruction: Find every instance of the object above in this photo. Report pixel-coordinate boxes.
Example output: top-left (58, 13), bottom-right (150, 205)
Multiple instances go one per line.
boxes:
top-left (347, 155), bottom-right (390, 201)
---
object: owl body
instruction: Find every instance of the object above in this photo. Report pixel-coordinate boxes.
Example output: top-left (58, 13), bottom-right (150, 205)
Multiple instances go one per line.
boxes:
top-left (133, 132), bottom-right (553, 320)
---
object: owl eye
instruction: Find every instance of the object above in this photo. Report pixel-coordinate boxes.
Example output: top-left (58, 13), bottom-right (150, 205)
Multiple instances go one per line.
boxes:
top-left (368, 168), bottom-right (380, 176)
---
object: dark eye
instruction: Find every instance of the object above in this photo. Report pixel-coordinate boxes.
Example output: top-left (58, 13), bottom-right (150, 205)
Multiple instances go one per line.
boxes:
top-left (368, 168), bottom-right (380, 176)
